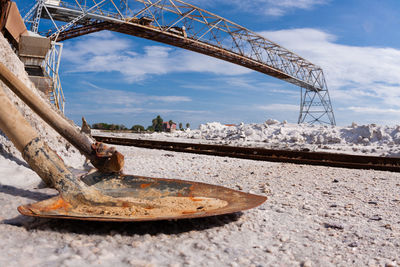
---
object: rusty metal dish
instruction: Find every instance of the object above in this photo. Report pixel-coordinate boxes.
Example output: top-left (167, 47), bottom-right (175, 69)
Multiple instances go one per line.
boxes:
top-left (18, 173), bottom-right (267, 222)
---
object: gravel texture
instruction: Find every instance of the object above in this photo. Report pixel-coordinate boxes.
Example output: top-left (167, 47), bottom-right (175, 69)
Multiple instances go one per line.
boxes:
top-left (1, 145), bottom-right (400, 266)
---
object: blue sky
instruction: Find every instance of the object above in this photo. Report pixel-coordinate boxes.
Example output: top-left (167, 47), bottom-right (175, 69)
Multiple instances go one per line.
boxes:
top-left (15, 0), bottom-right (400, 128)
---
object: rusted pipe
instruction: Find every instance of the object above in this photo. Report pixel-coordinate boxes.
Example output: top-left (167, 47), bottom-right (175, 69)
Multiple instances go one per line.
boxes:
top-left (0, 62), bottom-right (124, 173)
top-left (0, 81), bottom-right (117, 204)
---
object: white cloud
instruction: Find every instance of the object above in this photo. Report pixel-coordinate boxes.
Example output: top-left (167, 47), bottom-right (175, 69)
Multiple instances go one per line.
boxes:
top-left (80, 83), bottom-right (192, 106)
top-left (68, 106), bottom-right (206, 115)
top-left (256, 104), bottom-right (299, 111)
top-left (346, 106), bottom-right (400, 114)
top-left (259, 28), bottom-right (400, 110)
top-left (63, 32), bottom-right (250, 82)
top-left (67, 83), bottom-right (202, 116)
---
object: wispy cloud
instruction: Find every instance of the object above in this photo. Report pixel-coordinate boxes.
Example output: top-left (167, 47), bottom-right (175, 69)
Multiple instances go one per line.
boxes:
top-left (180, 77), bottom-right (289, 96)
top-left (63, 32), bottom-right (250, 83)
top-left (256, 104), bottom-right (299, 111)
top-left (81, 82), bottom-right (192, 105)
top-left (346, 106), bottom-right (400, 115)
top-left (67, 82), bottom-right (203, 117)
top-left (67, 106), bottom-right (207, 116)
top-left (189, 0), bottom-right (329, 17)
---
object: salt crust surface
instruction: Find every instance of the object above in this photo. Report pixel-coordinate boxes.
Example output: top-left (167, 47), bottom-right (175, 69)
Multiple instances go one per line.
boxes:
top-left (0, 34), bottom-right (399, 266)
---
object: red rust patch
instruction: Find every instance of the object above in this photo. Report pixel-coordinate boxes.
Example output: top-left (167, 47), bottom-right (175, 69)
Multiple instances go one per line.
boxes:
top-left (121, 201), bottom-right (131, 208)
top-left (140, 183), bottom-right (152, 189)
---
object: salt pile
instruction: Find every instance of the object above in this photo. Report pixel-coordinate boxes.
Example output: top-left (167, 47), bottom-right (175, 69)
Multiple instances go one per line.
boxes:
top-left (0, 34), bottom-right (85, 187)
top-left (118, 120), bottom-right (400, 157)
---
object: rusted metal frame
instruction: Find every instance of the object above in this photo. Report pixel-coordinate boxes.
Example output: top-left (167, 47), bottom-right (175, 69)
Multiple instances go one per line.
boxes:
top-left (122, 24), bottom-right (299, 81)
top-left (189, 14), bottom-right (228, 46)
top-left (23, 1), bottom-right (40, 22)
top-left (276, 51), bottom-right (304, 78)
top-left (262, 48), bottom-right (278, 69)
top-left (196, 19), bottom-right (222, 42)
top-left (42, 4), bottom-right (61, 32)
top-left (258, 47), bottom-right (279, 67)
top-left (139, 0), bottom-right (164, 29)
top-left (209, 20), bottom-right (226, 45)
top-left (73, 0), bottom-right (85, 13)
top-left (205, 27), bottom-right (222, 48)
top-left (172, 0), bottom-right (256, 37)
top-left (165, 8), bottom-right (195, 31)
top-left (242, 31), bottom-right (257, 58)
top-left (249, 42), bottom-right (263, 62)
top-left (310, 69), bottom-right (323, 89)
top-left (131, 0), bottom-right (162, 21)
top-left (189, 19), bottom-right (212, 42)
top-left (32, 0), bottom-right (44, 33)
top-left (293, 60), bottom-right (307, 79)
top-left (119, 0), bottom-right (130, 17)
top-left (0, 0), bottom-right (9, 33)
top-left (55, 21), bottom-right (113, 41)
top-left (228, 31), bottom-right (245, 56)
top-left (49, 0), bottom-right (107, 40)
top-left (148, 1), bottom-right (237, 37)
top-left (109, 0), bottom-right (125, 19)
top-left (168, 0), bottom-right (183, 15)
top-left (89, 0), bottom-right (108, 16)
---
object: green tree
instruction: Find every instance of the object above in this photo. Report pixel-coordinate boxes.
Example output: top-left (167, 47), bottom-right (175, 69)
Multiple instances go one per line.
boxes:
top-left (186, 123), bottom-right (190, 129)
top-left (146, 126), bottom-right (154, 132)
top-left (152, 115), bottom-right (163, 132)
top-left (131, 125), bottom-right (145, 132)
top-left (179, 122), bottom-right (183, 130)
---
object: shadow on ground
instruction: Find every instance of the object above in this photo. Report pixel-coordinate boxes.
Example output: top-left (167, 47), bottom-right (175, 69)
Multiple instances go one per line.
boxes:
top-left (0, 184), bottom-right (54, 201)
top-left (4, 212), bottom-right (242, 236)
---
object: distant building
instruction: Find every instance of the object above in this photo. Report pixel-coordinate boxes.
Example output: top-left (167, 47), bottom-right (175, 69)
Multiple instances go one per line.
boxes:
top-left (163, 121), bottom-right (177, 132)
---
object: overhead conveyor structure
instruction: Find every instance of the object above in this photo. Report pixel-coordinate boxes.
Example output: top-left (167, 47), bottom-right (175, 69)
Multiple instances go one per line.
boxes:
top-left (23, 0), bottom-right (336, 125)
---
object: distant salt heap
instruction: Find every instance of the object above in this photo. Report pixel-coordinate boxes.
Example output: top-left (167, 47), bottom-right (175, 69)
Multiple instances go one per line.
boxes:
top-left (132, 120), bottom-right (400, 157)
top-left (0, 33), bottom-right (85, 168)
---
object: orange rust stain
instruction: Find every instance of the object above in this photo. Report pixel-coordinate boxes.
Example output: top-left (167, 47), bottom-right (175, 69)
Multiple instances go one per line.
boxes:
top-left (182, 210), bottom-right (197, 215)
top-left (42, 197), bottom-right (71, 212)
top-left (121, 202), bottom-right (130, 208)
top-left (140, 183), bottom-right (152, 189)
top-left (190, 197), bottom-right (202, 202)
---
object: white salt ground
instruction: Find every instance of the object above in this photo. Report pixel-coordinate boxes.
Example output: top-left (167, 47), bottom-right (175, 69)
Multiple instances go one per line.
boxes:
top-left (1, 33), bottom-right (400, 266)
top-left (1, 145), bottom-right (399, 267)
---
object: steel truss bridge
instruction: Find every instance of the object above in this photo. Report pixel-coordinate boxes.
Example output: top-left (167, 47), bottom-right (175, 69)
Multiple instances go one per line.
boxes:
top-left (23, 0), bottom-right (336, 125)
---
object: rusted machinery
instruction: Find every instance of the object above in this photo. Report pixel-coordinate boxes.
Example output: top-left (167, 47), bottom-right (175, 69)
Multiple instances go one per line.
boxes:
top-left (0, 0), bottom-right (27, 47)
top-left (1, 0), bottom-right (65, 112)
